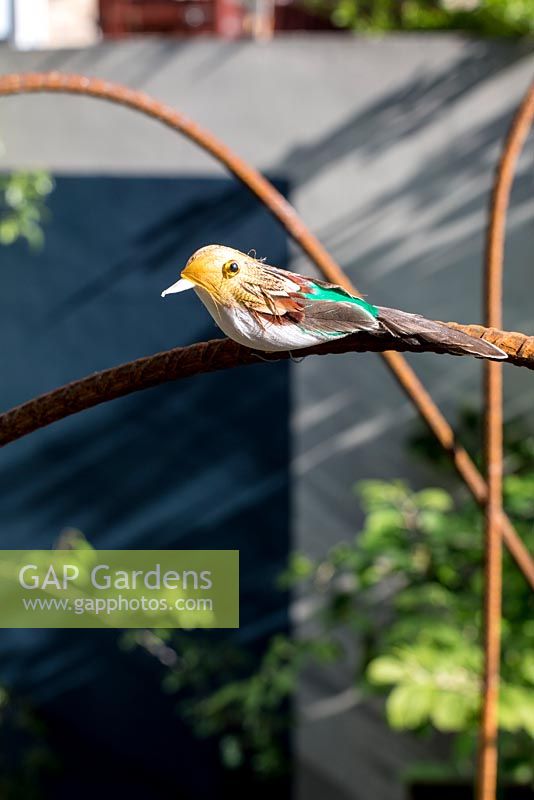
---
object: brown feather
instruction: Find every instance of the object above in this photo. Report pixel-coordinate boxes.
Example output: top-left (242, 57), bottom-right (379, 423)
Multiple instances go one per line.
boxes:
top-left (377, 306), bottom-right (507, 360)
top-left (301, 300), bottom-right (380, 334)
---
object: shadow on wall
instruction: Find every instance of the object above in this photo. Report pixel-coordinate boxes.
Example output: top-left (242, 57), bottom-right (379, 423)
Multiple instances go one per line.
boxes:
top-left (277, 40), bottom-right (534, 800)
top-left (282, 39), bottom-right (533, 505)
top-left (284, 39), bottom-right (530, 179)
top-left (281, 39), bottom-right (533, 319)
top-left (0, 176), bottom-right (291, 799)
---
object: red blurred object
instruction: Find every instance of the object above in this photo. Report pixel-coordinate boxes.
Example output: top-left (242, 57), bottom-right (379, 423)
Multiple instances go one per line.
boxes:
top-left (99, 0), bottom-right (216, 36)
top-left (98, 0), bottom-right (336, 38)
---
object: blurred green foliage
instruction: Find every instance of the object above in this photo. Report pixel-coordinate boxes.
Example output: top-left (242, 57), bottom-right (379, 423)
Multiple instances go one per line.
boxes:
top-left (305, 0), bottom-right (534, 35)
top-left (122, 628), bottom-right (340, 775)
top-left (0, 171), bottom-right (54, 249)
top-left (0, 691), bottom-right (57, 799)
top-left (136, 408), bottom-right (534, 785)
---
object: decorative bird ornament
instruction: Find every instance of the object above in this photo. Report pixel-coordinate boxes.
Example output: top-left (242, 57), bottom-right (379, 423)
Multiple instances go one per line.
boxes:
top-left (161, 245), bottom-right (506, 360)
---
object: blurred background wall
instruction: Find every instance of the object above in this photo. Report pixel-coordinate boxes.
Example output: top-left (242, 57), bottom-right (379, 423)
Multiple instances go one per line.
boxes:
top-left (0, 0), bottom-right (336, 48)
top-left (0, 22), bottom-right (532, 800)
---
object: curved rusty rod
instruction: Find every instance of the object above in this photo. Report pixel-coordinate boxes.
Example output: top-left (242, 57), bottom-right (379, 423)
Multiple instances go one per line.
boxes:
top-left (477, 81), bottom-right (534, 800)
top-left (0, 73), bottom-right (532, 591)
top-left (0, 323), bottom-right (533, 447)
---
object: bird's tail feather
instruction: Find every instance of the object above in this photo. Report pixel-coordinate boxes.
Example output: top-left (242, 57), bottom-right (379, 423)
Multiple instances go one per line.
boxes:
top-left (376, 306), bottom-right (507, 361)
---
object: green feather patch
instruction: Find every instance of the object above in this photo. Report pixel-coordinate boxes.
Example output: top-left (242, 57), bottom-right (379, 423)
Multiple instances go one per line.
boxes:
top-left (303, 284), bottom-right (379, 318)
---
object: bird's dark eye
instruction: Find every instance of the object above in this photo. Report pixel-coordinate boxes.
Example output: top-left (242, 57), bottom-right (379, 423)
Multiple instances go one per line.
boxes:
top-left (225, 261), bottom-right (240, 276)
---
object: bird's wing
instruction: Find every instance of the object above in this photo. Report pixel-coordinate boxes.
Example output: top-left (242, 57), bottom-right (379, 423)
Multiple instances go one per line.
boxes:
top-left (247, 268), bottom-right (380, 333)
top-left (238, 265), bottom-right (306, 316)
top-left (299, 299), bottom-right (380, 334)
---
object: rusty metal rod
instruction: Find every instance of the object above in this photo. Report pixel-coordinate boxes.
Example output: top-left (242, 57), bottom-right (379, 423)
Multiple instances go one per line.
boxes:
top-left (0, 73), bottom-right (532, 591)
top-left (477, 81), bottom-right (534, 800)
top-left (0, 320), bottom-right (532, 437)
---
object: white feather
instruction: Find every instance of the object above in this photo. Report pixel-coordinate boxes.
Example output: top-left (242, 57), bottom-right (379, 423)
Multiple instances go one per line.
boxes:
top-left (195, 287), bottom-right (339, 352)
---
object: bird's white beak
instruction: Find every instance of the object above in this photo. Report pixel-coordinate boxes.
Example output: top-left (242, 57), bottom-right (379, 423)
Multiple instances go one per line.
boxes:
top-left (161, 278), bottom-right (196, 298)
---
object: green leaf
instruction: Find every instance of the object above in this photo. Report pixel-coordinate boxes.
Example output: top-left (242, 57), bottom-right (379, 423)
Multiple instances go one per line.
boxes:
top-left (357, 480), bottom-right (408, 511)
top-left (395, 583), bottom-right (456, 611)
top-left (431, 692), bottom-right (472, 732)
top-left (499, 684), bottom-right (534, 736)
top-left (367, 656), bottom-right (406, 685)
top-left (386, 684), bottom-right (434, 730)
top-left (414, 488), bottom-right (454, 512)
top-left (278, 552), bottom-right (314, 587)
top-left (519, 653), bottom-right (534, 685)
top-left (499, 686), bottom-right (525, 732)
top-left (220, 735), bottom-right (243, 769)
top-left (366, 507), bottom-right (404, 532)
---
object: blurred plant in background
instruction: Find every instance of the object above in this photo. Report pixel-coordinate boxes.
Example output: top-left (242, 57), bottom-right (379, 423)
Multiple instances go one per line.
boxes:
top-left (305, 0), bottom-right (534, 35)
top-left (122, 628), bottom-right (338, 776)
top-left (130, 408), bottom-right (534, 787)
top-left (0, 171), bottom-right (54, 249)
top-left (0, 689), bottom-right (57, 799)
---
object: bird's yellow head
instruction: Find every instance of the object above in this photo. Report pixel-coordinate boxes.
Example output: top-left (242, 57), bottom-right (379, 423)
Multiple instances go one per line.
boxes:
top-left (161, 245), bottom-right (286, 310)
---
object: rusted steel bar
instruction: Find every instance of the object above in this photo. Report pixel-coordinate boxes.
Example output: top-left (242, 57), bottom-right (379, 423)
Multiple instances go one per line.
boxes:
top-left (0, 73), bottom-right (532, 590)
top-left (0, 321), bottom-right (533, 445)
top-left (477, 81), bottom-right (534, 800)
